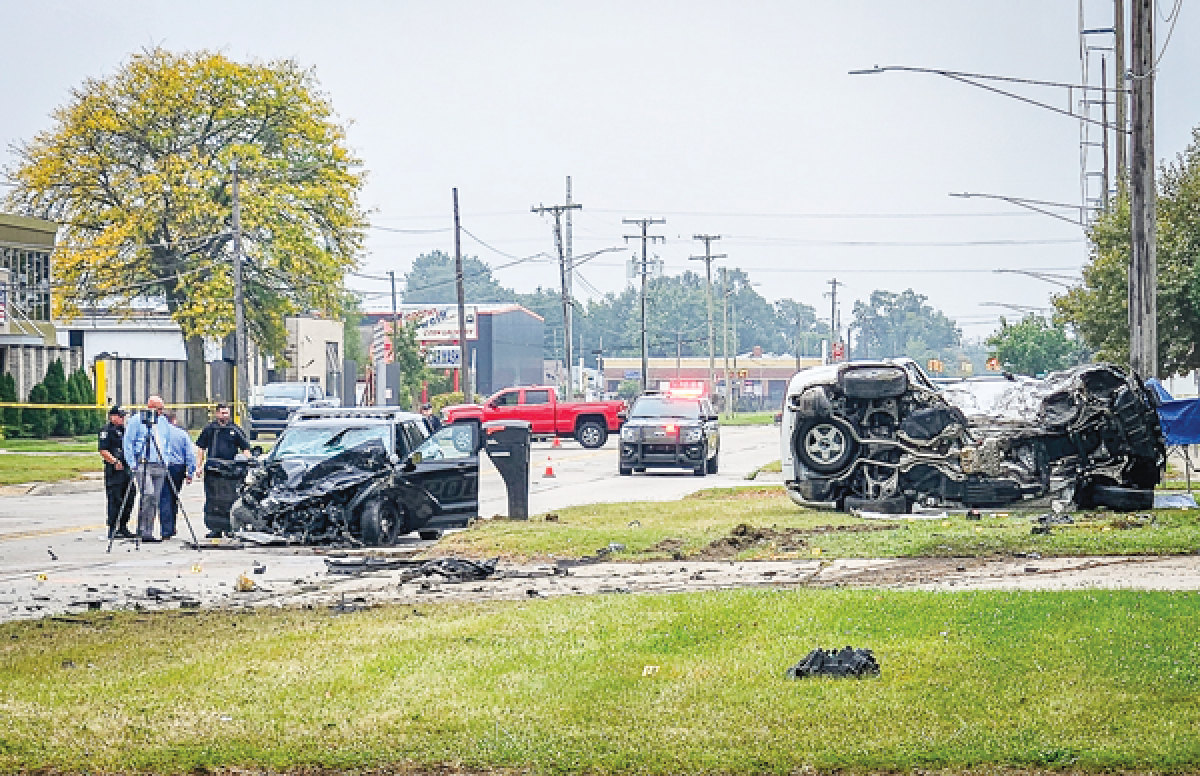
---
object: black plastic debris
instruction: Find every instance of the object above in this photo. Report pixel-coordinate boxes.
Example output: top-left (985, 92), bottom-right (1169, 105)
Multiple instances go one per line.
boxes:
top-left (1031, 523), bottom-right (1052, 535)
top-left (400, 557), bottom-right (499, 584)
top-left (786, 647), bottom-right (880, 679)
top-left (324, 556), bottom-right (424, 575)
top-left (1035, 513), bottom-right (1075, 525)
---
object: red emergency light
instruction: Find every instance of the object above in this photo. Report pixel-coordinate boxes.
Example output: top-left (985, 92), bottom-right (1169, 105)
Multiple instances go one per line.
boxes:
top-left (666, 380), bottom-right (706, 399)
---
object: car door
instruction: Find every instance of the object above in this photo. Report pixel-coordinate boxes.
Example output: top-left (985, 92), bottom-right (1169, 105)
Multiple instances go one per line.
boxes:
top-left (701, 399), bottom-right (720, 454)
top-left (486, 389), bottom-right (522, 422)
top-left (392, 420), bottom-right (480, 531)
top-left (521, 388), bottom-right (555, 434)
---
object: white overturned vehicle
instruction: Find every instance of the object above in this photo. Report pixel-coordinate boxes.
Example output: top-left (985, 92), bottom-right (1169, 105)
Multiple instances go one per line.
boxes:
top-left (781, 360), bottom-right (1165, 514)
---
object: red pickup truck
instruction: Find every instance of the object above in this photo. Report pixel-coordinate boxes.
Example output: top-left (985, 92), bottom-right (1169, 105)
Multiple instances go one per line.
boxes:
top-left (441, 386), bottom-right (626, 448)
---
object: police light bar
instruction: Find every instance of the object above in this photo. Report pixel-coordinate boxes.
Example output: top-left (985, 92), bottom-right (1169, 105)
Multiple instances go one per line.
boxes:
top-left (666, 380), bottom-right (706, 399)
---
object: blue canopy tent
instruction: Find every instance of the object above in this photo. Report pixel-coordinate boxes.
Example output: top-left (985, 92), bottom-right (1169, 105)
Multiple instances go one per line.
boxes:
top-left (1146, 378), bottom-right (1200, 491)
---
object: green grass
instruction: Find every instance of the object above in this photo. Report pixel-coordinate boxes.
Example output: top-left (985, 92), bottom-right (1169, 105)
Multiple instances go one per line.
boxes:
top-left (0, 454), bottom-right (102, 485)
top-left (1, 590), bottom-right (1198, 773)
top-left (720, 411), bottom-right (777, 426)
top-left (0, 435), bottom-right (96, 453)
top-left (441, 486), bottom-right (1200, 562)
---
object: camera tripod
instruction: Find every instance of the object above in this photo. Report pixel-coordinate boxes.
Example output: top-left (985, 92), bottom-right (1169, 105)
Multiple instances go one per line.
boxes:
top-left (107, 411), bottom-right (200, 554)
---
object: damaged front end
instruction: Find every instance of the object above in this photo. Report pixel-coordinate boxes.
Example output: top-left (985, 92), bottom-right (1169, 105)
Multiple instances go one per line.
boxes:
top-left (782, 361), bottom-right (1165, 513)
top-left (231, 442), bottom-right (391, 546)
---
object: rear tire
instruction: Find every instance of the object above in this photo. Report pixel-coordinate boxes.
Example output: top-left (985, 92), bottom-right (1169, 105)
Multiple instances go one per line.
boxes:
top-left (576, 421), bottom-right (607, 449)
top-left (843, 495), bottom-right (909, 514)
top-left (706, 452), bottom-right (719, 474)
top-left (360, 499), bottom-right (402, 547)
top-left (1090, 484), bottom-right (1155, 511)
top-left (619, 466), bottom-right (633, 476)
top-left (795, 417), bottom-right (858, 474)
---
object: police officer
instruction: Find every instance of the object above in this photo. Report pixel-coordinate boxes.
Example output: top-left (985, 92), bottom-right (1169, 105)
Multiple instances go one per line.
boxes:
top-left (196, 403), bottom-right (251, 538)
top-left (97, 405), bottom-right (134, 539)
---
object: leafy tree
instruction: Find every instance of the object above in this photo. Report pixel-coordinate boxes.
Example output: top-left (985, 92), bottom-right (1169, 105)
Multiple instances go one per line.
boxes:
top-left (430, 391), bottom-right (464, 414)
top-left (1055, 127), bottom-right (1200, 375)
top-left (403, 251), bottom-right (516, 304)
top-left (43, 360), bottom-right (73, 436)
top-left (341, 294), bottom-right (369, 378)
top-left (617, 379), bottom-right (642, 400)
top-left (850, 289), bottom-right (961, 362)
top-left (0, 373), bottom-right (20, 433)
top-left (391, 320), bottom-right (429, 410)
top-left (4, 48), bottom-right (366, 403)
top-left (986, 315), bottom-right (1082, 376)
top-left (26, 384), bottom-right (51, 438)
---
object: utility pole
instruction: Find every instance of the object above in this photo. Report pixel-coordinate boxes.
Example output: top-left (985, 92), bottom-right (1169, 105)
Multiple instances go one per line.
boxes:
top-left (1102, 55), bottom-right (1111, 207)
top-left (826, 278), bottom-right (843, 356)
top-left (731, 296), bottom-right (739, 418)
top-left (689, 235), bottom-right (725, 397)
top-left (388, 270), bottom-right (399, 404)
top-left (1115, 0), bottom-right (1128, 181)
top-left (565, 177), bottom-right (574, 394)
top-left (676, 331), bottom-right (682, 378)
top-left (1129, 0), bottom-right (1156, 377)
top-left (721, 267), bottom-right (731, 416)
top-left (533, 200), bottom-right (583, 397)
top-left (623, 217), bottom-right (666, 393)
top-left (231, 158), bottom-right (248, 423)
top-left (453, 188), bottom-right (471, 403)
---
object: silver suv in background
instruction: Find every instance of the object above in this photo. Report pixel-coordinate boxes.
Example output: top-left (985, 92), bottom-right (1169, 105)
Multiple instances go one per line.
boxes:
top-left (248, 381), bottom-right (341, 439)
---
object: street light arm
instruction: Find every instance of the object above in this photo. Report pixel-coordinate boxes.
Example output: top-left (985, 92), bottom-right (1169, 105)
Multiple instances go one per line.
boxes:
top-left (950, 192), bottom-right (1083, 226)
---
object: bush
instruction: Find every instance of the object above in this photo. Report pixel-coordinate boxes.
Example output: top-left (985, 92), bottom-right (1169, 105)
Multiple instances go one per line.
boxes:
top-left (26, 383), bottom-right (51, 438)
top-left (43, 360), bottom-right (73, 437)
top-left (617, 379), bottom-right (642, 400)
top-left (430, 391), bottom-right (465, 415)
top-left (0, 373), bottom-right (20, 433)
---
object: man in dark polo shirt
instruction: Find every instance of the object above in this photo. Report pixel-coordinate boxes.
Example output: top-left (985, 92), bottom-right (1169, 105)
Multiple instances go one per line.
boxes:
top-left (97, 405), bottom-right (134, 539)
top-left (196, 403), bottom-right (251, 538)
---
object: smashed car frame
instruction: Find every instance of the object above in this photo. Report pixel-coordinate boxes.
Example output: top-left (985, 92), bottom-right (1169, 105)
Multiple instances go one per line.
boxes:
top-left (781, 360), bottom-right (1165, 514)
top-left (231, 408), bottom-right (481, 546)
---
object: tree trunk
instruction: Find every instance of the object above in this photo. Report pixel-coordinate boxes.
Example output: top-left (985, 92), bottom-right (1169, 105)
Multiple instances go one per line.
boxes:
top-left (185, 335), bottom-right (208, 429)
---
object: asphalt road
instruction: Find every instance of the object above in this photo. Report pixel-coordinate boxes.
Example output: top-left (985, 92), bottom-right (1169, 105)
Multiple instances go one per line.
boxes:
top-left (0, 425), bottom-right (782, 622)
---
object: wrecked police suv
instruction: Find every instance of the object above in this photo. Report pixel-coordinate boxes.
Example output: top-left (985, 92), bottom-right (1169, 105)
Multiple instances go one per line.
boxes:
top-left (781, 359), bottom-right (1165, 514)
top-left (230, 408), bottom-right (480, 546)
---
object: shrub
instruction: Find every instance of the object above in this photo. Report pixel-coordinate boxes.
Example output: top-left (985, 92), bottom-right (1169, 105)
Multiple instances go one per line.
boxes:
top-left (0, 373), bottom-right (19, 433)
top-left (26, 383), bottom-right (51, 438)
top-left (43, 361), bottom-right (73, 437)
top-left (430, 391), bottom-right (465, 415)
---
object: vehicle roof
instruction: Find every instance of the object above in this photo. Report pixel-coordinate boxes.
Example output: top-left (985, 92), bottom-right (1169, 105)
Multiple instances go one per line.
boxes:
top-left (289, 408), bottom-right (423, 424)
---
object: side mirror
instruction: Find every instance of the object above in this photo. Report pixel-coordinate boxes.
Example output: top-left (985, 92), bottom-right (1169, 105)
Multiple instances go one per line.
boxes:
top-left (617, 410), bottom-right (628, 422)
top-left (406, 450), bottom-right (424, 468)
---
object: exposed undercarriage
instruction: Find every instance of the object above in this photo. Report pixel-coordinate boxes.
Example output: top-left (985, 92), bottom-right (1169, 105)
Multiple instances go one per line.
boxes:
top-left (784, 362), bottom-right (1165, 513)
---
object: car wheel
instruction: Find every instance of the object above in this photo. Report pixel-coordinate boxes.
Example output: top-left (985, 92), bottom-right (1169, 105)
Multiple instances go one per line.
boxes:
top-left (706, 453), bottom-right (719, 474)
top-left (843, 495), bottom-right (909, 514)
top-left (360, 499), bottom-right (401, 547)
top-left (840, 366), bottom-right (908, 399)
top-left (619, 466), bottom-right (633, 476)
top-left (795, 417), bottom-right (858, 474)
top-left (418, 529), bottom-right (443, 541)
top-left (576, 421), bottom-right (607, 449)
top-left (1090, 484), bottom-right (1155, 511)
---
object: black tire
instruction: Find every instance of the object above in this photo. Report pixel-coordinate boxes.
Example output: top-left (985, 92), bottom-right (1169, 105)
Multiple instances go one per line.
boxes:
top-left (694, 462), bottom-right (707, 477)
top-left (706, 453), bottom-right (719, 474)
top-left (619, 465), bottom-right (633, 476)
top-left (843, 495), bottom-right (909, 514)
top-left (840, 366), bottom-right (908, 399)
top-left (360, 499), bottom-right (402, 547)
top-left (418, 529), bottom-right (443, 541)
top-left (1091, 484), bottom-right (1155, 511)
top-left (633, 467), bottom-right (645, 473)
top-left (795, 417), bottom-right (858, 474)
top-left (576, 421), bottom-right (607, 449)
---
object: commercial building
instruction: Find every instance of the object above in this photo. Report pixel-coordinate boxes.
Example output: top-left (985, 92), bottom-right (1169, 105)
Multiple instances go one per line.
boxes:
top-left (602, 351), bottom-right (821, 409)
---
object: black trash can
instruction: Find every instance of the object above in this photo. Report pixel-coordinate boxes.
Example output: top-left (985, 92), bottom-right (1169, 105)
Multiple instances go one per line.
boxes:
top-left (203, 458), bottom-right (250, 535)
top-left (483, 420), bottom-right (532, 520)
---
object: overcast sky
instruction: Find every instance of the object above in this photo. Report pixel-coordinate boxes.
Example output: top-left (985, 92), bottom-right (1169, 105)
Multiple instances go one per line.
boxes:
top-left (3, 1), bottom-right (1197, 340)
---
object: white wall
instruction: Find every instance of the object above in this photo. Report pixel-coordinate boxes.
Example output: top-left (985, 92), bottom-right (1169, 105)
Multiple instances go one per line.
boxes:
top-left (75, 328), bottom-right (187, 364)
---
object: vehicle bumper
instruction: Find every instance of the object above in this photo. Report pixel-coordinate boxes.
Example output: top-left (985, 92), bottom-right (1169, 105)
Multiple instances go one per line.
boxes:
top-left (620, 441), bottom-right (706, 469)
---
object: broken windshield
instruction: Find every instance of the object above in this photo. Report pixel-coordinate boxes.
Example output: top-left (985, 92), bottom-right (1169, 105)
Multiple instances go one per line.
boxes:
top-left (272, 425), bottom-right (392, 460)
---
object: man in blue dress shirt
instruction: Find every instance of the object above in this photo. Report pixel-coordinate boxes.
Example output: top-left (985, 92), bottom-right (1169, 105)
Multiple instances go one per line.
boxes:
top-left (158, 410), bottom-right (197, 540)
top-left (123, 395), bottom-right (173, 542)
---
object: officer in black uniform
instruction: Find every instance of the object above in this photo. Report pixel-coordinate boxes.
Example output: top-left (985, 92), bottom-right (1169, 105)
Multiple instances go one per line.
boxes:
top-left (97, 405), bottom-right (135, 539)
top-left (196, 403), bottom-right (252, 537)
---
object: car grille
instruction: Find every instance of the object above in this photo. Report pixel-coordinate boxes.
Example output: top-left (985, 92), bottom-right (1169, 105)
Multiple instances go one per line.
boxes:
top-left (643, 444), bottom-right (677, 454)
top-left (251, 407), bottom-right (292, 421)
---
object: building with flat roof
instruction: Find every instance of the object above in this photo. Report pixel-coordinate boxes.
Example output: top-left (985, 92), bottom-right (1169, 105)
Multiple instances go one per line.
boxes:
top-left (602, 353), bottom-right (823, 410)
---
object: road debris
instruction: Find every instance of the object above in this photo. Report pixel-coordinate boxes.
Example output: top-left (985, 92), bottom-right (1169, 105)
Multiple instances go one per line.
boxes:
top-left (399, 557), bottom-right (499, 585)
top-left (786, 647), bottom-right (880, 679)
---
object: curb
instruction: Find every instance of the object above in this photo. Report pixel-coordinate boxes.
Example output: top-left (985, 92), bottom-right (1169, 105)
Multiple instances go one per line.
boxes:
top-left (0, 479), bottom-right (106, 498)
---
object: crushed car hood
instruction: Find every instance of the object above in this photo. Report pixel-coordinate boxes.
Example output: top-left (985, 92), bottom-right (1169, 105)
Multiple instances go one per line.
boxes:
top-left (259, 442), bottom-right (390, 507)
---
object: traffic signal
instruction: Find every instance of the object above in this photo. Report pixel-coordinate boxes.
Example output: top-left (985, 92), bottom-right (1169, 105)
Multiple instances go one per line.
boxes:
top-left (737, 369), bottom-right (749, 378)
top-left (986, 357), bottom-right (1001, 371)
top-left (927, 358), bottom-right (944, 373)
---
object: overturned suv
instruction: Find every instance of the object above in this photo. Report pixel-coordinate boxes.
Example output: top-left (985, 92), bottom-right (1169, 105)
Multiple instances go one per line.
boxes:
top-left (230, 408), bottom-right (481, 546)
top-left (781, 359), bottom-right (1165, 514)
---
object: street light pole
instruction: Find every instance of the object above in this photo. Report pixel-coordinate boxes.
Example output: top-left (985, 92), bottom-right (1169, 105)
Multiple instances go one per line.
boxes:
top-left (231, 158), bottom-right (248, 423)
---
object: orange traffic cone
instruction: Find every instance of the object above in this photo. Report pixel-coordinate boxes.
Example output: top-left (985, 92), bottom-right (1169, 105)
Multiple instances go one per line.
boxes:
top-left (551, 436), bottom-right (562, 449)
top-left (542, 457), bottom-right (556, 478)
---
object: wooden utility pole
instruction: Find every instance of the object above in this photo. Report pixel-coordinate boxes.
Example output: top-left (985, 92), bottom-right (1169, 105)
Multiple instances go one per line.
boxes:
top-left (231, 158), bottom-right (248, 422)
top-left (453, 188), bottom-right (471, 403)
top-left (721, 267), bottom-right (731, 415)
top-left (565, 177), bottom-right (574, 395)
top-left (826, 278), bottom-right (842, 357)
top-left (1129, 0), bottom-right (1156, 377)
top-left (533, 200), bottom-right (583, 397)
top-left (1101, 55), bottom-right (1111, 206)
top-left (1115, 0), bottom-right (1128, 181)
top-left (388, 270), bottom-right (399, 404)
top-left (689, 235), bottom-right (725, 397)
top-left (623, 217), bottom-right (666, 393)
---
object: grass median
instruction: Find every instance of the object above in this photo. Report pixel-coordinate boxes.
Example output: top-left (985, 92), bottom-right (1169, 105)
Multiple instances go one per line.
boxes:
top-left (0, 453), bottom-right (102, 486)
top-left (720, 411), bottom-right (777, 426)
top-left (1, 589), bottom-right (1197, 773)
top-left (438, 486), bottom-right (1200, 562)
